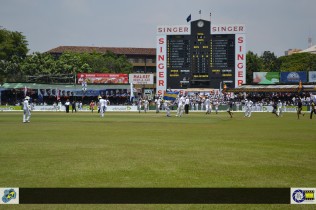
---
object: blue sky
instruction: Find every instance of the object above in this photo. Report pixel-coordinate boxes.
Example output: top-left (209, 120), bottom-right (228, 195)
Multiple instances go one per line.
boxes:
top-left (1, 0), bottom-right (315, 57)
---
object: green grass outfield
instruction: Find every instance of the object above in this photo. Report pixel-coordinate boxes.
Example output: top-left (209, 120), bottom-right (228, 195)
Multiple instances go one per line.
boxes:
top-left (0, 111), bottom-right (315, 209)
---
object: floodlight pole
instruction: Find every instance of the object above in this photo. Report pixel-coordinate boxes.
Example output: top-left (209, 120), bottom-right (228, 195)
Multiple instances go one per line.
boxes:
top-left (74, 69), bottom-right (77, 102)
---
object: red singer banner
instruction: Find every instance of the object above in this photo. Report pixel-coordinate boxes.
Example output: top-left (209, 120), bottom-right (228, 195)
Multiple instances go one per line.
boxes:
top-left (77, 73), bottom-right (129, 84)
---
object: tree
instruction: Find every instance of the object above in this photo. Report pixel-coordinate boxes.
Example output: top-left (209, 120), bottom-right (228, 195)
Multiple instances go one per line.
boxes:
top-left (114, 55), bottom-right (133, 74)
top-left (0, 27), bottom-right (28, 61)
top-left (19, 52), bottom-right (56, 82)
top-left (260, 51), bottom-right (280, 72)
top-left (55, 52), bottom-right (84, 75)
top-left (246, 51), bottom-right (263, 84)
top-left (78, 51), bottom-right (133, 73)
top-left (278, 53), bottom-right (316, 72)
top-left (0, 27), bottom-right (29, 82)
top-left (80, 52), bottom-right (109, 73)
top-left (0, 55), bottom-right (23, 82)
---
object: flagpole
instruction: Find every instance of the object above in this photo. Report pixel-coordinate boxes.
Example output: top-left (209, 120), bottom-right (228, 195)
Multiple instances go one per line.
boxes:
top-left (130, 82), bottom-right (134, 104)
top-left (24, 86), bottom-right (27, 97)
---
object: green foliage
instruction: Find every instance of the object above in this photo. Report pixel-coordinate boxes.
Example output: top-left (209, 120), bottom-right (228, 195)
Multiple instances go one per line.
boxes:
top-left (0, 55), bottom-right (24, 82)
top-left (246, 51), bottom-right (263, 83)
top-left (278, 53), bottom-right (316, 71)
top-left (260, 51), bottom-right (280, 72)
top-left (246, 51), bottom-right (316, 84)
top-left (0, 27), bottom-right (29, 82)
top-left (21, 52), bottom-right (56, 75)
top-left (80, 51), bottom-right (133, 73)
top-left (0, 27), bottom-right (28, 61)
top-left (55, 52), bottom-right (86, 74)
top-left (0, 27), bottom-right (132, 82)
top-left (80, 52), bottom-right (109, 73)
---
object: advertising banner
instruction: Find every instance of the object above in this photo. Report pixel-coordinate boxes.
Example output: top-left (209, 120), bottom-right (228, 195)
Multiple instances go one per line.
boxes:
top-left (308, 71), bottom-right (316, 82)
top-left (212, 24), bottom-right (246, 34)
top-left (253, 72), bottom-right (280, 84)
top-left (156, 35), bottom-right (167, 95)
top-left (106, 106), bottom-right (137, 112)
top-left (129, 74), bottom-right (154, 84)
top-left (235, 33), bottom-right (246, 87)
top-left (77, 73), bottom-right (128, 84)
top-left (280, 72), bottom-right (307, 83)
top-left (0, 106), bottom-right (22, 111)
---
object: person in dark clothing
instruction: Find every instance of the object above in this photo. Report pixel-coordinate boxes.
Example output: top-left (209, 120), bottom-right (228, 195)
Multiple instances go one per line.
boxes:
top-left (65, 99), bottom-right (70, 113)
top-left (272, 101), bottom-right (278, 117)
top-left (227, 99), bottom-right (234, 118)
top-left (310, 101), bottom-right (315, 119)
top-left (72, 101), bottom-right (77, 113)
top-left (184, 96), bottom-right (190, 114)
top-left (297, 98), bottom-right (304, 119)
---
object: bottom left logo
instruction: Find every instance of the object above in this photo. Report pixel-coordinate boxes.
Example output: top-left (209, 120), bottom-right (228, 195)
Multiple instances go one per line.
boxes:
top-left (0, 188), bottom-right (19, 204)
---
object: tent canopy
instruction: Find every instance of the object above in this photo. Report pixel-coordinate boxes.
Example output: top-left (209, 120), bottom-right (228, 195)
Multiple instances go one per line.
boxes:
top-left (0, 83), bottom-right (130, 90)
top-left (227, 84), bottom-right (316, 93)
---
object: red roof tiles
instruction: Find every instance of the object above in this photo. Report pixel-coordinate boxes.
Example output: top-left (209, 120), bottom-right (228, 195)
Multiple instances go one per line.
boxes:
top-left (47, 46), bottom-right (156, 56)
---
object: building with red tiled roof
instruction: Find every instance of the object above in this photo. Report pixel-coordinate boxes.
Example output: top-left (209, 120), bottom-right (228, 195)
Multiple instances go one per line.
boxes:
top-left (47, 46), bottom-right (156, 73)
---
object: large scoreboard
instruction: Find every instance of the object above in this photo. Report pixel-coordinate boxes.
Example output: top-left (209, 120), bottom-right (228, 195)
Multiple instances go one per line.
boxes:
top-left (156, 19), bottom-right (246, 95)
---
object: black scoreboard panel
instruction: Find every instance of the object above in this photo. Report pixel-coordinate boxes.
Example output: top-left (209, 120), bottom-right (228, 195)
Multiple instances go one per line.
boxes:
top-left (166, 20), bottom-right (236, 89)
top-left (210, 34), bottom-right (235, 88)
top-left (190, 19), bottom-right (211, 88)
top-left (166, 35), bottom-right (191, 89)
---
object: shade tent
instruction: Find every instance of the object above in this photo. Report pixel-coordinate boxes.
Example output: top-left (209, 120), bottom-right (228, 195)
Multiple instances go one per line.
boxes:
top-left (0, 83), bottom-right (130, 90)
top-left (299, 45), bottom-right (316, 54)
top-left (0, 83), bottom-right (132, 105)
top-left (226, 84), bottom-right (316, 93)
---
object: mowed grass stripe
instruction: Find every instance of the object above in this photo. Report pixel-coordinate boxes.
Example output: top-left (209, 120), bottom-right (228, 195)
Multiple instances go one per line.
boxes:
top-left (0, 112), bottom-right (315, 189)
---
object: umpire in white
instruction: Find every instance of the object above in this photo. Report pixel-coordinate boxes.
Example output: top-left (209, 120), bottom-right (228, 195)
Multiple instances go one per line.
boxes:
top-left (23, 96), bottom-right (31, 123)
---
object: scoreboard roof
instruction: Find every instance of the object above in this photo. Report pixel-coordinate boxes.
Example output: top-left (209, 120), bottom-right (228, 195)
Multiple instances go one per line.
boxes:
top-left (47, 46), bottom-right (156, 56)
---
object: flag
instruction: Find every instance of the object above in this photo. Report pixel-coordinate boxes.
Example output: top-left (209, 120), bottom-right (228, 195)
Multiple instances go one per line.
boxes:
top-left (163, 91), bottom-right (179, 101)
top-left (222, 83), bottom-right (227, 93)
top-left (199, 10), bottom-right (201, 14)
top-left (82, 80), bottom-right (87, 92)
top-left (186, 14), bottom-right (191, 22)
top-left (298, 80), bottom-right (303, 93)
top-left (130, 83), bottom-right (134, 102)
top-left (24, 86), bottom-right (27, 97)
top-left (57, 89), bottom-right (60, 100)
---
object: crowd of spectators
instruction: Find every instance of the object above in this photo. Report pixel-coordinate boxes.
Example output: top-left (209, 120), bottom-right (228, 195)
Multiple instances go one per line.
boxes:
top-left (1, 89), bottom-right (314, 107)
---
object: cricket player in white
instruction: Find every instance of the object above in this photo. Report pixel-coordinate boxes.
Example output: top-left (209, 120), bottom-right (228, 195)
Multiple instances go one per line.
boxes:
top-left (143, 99), bottom-right (149, 113)
top-left (99, 96), bottom-right (107, 117)
top-left (214, 100), bottom-right (219, 114)
top-left (155, 97), bottom-right (161, 113)
top-left (164, 100), bottom-right (171, 117)
top-left (23, 96), bottom-right (31, 123)
top-left (244, 99), bottom-right (253, 117)
top-left (176, 95), bottom-right (185, 117)
top-left (137, 98), bottom-right (142, 113)
top-left (205, 97), bottom-right (211, 114)
top-left (277, 100), bottom-right (283, 117)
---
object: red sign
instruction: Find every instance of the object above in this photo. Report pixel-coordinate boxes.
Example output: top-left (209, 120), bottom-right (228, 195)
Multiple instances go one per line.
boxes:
top-left (77, 73), bottom-right (128, 84)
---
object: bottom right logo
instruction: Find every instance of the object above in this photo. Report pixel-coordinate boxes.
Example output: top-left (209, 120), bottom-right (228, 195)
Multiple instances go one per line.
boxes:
top-left (291, 188), bottom-right (316, 204)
